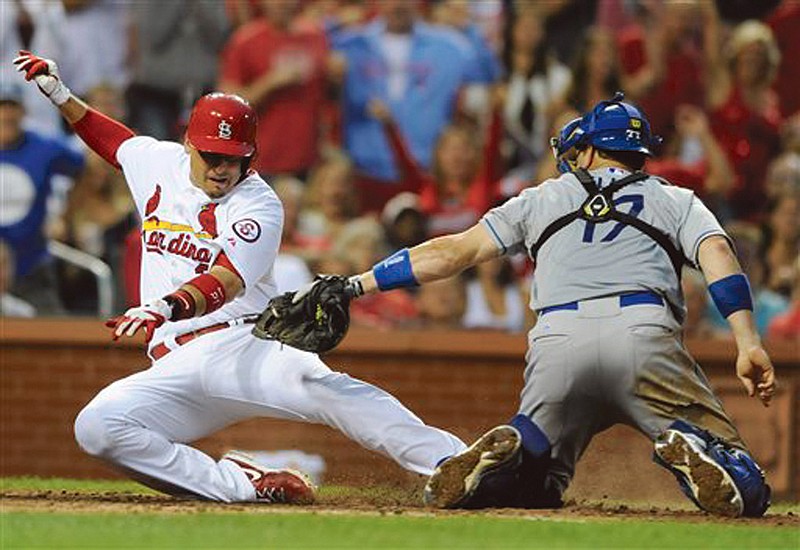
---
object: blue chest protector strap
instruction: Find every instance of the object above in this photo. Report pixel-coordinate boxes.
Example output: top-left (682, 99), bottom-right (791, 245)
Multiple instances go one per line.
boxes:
top-left (528, 168), bottom-right (689, 280)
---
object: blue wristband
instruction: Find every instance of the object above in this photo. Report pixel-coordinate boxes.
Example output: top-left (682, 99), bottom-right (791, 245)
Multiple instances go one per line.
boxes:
top-left (708, 273), bottom-right (753, 318)
top-left (372, 248), bottom-right (419, 291)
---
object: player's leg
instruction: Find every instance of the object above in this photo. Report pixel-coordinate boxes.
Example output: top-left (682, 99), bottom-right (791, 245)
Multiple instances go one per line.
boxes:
top-left (616, 306), bottom-right (770, 517)
top-left (203, 338), bottom-right (467, 476)
top-left (301, 369), bottom-right (468, 474)
top-left (422, 414), bottom-right (558, 509)
top-left (425, 313), bottom-right (611, 509)
top-left (73, 327), bottom-right (313, 503)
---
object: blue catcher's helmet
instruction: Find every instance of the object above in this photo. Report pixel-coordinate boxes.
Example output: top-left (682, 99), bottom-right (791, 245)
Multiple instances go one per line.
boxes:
top-left (550, 117), bottom-right (585, 174)
top-left (581, 91), bottom-right (657, 155)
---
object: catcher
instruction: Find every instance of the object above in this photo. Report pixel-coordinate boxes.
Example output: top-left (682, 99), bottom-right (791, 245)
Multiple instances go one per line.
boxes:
top-left (263, 94), bottom-right (775, 517)
top-left (15, 50), bottom-right (466, 504)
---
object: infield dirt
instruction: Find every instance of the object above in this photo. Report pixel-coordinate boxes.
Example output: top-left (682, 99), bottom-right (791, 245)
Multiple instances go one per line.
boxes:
top-left (2, 489), bottom-right (797, 528)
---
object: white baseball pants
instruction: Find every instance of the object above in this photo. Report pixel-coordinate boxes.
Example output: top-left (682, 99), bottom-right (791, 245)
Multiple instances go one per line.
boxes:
top-left (73, 324), bottom-right (466, 501)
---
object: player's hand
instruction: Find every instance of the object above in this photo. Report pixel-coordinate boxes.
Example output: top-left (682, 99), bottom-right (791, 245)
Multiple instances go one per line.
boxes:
top-left (12, 50), bottom-right (71, 105)
top-left (105, 299), bottom-right (173, 343)
top-left (735, 346), bottom-right (776, 407)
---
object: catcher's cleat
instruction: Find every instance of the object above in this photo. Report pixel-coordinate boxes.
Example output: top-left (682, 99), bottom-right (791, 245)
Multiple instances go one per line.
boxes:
top-left (222, 451), bottom-right (316, 504)
top-left (423, 425), bottom-right (521, 509)
top-left (654, 427), bottom-right (742, 517)
top-left (654, 421), bottom-right (770, 518)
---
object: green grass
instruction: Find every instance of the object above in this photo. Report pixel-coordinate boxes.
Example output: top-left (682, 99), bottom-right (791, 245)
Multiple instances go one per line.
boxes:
top-left (1, 476), bottom-right (158, 494)
top-left (3, 512), bottom-right (798, 549)
top-left (2, 478), bottom-right (798, 549)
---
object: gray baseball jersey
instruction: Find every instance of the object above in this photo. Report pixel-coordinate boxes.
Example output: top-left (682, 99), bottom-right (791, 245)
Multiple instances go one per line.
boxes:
top-left (479, 166), bottom-right (745, 497)
top-left (481, 166), bottom-right (727, 321)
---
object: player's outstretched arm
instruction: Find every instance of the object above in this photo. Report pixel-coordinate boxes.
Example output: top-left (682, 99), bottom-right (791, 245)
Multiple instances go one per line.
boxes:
top-left (697, 236), bottom-right (776, 407)
top-left (13, 50), bottom-right (134, 169)
top-left (351, 223), bottom-right (501, 296)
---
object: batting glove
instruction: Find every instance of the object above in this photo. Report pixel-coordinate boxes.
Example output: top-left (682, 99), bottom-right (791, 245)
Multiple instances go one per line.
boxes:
top-left (13, 50), bottom-right (71, 106)
top-left (105, 299), bottom-right (173, 343)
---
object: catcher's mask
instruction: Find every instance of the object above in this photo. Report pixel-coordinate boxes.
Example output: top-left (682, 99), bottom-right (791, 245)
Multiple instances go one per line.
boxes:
top-left (550, 117), bottom-right (585, 174)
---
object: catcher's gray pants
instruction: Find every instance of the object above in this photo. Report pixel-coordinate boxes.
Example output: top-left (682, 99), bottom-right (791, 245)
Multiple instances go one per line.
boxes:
top-left (520, 296), bottom-right (744, 497)
top-left (73, 324), bottom-right (466, 502)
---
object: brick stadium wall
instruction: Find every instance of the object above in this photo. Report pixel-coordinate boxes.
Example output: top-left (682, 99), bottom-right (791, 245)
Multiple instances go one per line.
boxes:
top-left (1, 319), bottom-right (797, 503)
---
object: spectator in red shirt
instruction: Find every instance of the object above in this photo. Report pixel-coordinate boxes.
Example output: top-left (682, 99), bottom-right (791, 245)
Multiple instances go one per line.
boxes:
top-left (767, 0), bottom-right (800, 117)
top-left (368, 97), bottom-right (502, 237)
top-left (219, 0), bottom-right (331, 178)
top-left (224, 0), bottom-right (264, 29)
top-left (616, 1), bottom-right (705, 144)
top-left (705, 7), bottom-right (782, 221)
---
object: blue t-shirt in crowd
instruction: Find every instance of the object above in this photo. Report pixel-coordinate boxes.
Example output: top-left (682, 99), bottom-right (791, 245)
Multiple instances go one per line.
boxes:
top-left (334, 21), bottom-right (486, 182)
top-left (0, 130), bottom-right (84, 277)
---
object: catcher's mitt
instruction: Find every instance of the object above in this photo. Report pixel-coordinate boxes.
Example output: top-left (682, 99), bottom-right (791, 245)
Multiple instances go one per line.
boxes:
top-left (252, 275), bottom-right (354, 353)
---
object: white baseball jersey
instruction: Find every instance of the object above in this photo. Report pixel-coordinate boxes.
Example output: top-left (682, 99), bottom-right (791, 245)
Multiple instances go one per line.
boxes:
top-left (116, 136), bottom-right (283, 349)
top-left (481, 166), bottom-right (728, 320)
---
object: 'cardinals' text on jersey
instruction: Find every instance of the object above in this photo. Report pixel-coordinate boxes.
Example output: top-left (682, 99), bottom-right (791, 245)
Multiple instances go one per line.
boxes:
top-left (117, 136), bottom-right (283, 349)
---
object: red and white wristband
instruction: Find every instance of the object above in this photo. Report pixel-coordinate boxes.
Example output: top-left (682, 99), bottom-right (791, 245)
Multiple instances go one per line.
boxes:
top-left (163, 274), bottom-right (227, 320)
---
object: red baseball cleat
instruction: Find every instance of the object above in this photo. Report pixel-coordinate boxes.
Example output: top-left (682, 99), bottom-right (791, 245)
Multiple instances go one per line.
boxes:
top-left (222, 451), bottom-right (316, 504)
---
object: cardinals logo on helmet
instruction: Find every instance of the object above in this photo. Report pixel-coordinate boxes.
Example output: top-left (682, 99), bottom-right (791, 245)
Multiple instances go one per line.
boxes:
top-left (218, 120), bottom-right (232, 140)
top-left (198, 203), bottom-right (219, 238)
top-left (145, 184), bottom-right (162, 216)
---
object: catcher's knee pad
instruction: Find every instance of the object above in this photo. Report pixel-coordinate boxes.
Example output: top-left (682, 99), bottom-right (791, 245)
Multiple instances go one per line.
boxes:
top-left (654, 420), bottom-right (770, 517)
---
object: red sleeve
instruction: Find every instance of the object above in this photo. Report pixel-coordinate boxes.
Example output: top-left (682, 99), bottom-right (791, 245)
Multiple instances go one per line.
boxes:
top-left (383, 121), bottom-right (427, 191)
top-left (72, 108), bottom-right (135, 170)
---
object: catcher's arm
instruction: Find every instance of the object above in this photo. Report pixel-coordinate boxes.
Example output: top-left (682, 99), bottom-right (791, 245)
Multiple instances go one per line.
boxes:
top-left (252, 223), bottom-right (499, 354)
top-left (697, 236), bottom-right (776, 407)
top-left (351, 223), bottom-right (501, 296)
top-left (13, 50), bottom-right (134, 168)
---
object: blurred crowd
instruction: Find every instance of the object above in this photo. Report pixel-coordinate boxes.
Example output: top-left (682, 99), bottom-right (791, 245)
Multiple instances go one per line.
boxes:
top-left (0, 0), bottom-right (797, 340)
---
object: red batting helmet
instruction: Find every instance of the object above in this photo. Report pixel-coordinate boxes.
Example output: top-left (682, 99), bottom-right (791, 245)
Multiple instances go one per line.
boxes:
top-left (186, 93), bottom-right (257, 157)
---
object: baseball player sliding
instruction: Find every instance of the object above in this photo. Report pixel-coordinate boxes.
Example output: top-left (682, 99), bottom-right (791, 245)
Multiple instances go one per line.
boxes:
top-left (14, 51), bottom-right (466, 504)
top-left (266, 93), bottom-right (774, 516)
